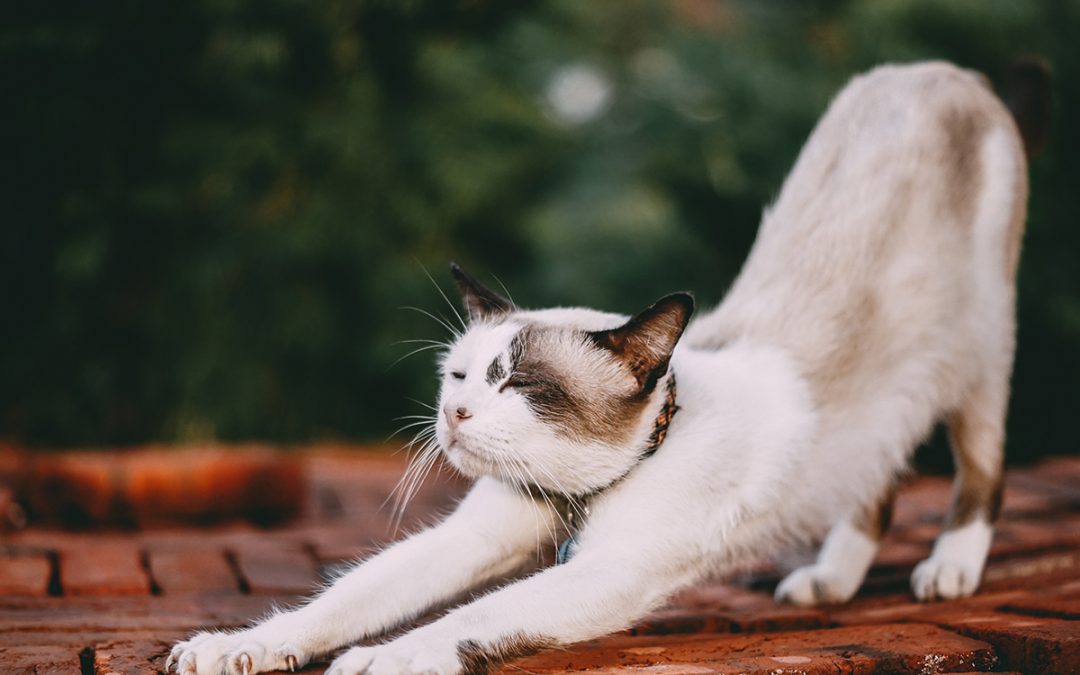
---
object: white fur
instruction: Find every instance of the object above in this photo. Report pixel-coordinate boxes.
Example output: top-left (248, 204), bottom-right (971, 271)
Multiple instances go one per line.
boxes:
top-left (168, 62), bottom-right (1027, 675)
top-left (912, 518), bottom-right (994, 601)
top-left (775, 521), bottom-right (880, 606)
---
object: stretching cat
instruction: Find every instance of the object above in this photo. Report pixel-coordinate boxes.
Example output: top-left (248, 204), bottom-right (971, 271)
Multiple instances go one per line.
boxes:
top-left (169, 61), bottom-right (1041, 675)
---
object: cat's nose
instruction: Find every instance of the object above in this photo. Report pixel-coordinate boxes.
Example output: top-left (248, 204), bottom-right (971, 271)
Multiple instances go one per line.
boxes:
top-left (444, 405), bottom-right (472, 429)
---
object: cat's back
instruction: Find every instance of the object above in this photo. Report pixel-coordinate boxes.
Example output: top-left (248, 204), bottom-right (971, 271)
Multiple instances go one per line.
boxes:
top-left (686, 61), bottom-right (1028, 416)
top-left (755, 60), bottom-right (1024, 271)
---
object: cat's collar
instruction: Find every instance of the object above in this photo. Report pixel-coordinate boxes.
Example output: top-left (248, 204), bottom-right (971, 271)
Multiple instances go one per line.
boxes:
top-left (551, 371), bottom-right (679, 563)
top-left (641, 370), bottom-right (679, 458)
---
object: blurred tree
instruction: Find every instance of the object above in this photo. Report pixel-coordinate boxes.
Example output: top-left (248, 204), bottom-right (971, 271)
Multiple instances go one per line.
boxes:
top-left (1, 0), bottom-right (1077, 461)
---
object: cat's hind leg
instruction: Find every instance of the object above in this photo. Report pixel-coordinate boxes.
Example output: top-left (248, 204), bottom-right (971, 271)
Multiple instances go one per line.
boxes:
top-left (775, 484), bottom-right (896, 606)
top-left (911, 383), bottom-right (1006, 601)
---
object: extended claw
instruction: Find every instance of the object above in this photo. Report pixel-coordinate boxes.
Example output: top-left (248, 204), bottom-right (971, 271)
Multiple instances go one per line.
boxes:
top-left (285, 654), bottom-right (299, 672)
top-left (164, 652), bottom-right (175, 672)
top-left (239, 652), bottom-right (253, 675)
top-left (178, 653), bottom-right (197, 675)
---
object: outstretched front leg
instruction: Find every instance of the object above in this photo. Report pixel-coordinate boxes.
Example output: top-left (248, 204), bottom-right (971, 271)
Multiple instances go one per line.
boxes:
top-left (326, 500), bottom-right (711, 675)
top-left (168, 478), bottom-right (558, 675)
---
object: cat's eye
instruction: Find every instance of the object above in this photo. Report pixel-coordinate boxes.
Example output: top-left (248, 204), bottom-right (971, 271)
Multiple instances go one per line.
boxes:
top-left (450, 371), bottom-right (465, 380)
top-left (503, 376), bottom-right (532, 390)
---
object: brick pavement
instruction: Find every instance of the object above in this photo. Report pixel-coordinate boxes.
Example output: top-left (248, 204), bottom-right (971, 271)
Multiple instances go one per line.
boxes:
top-left (0, 448), bottom-right (1078, 674)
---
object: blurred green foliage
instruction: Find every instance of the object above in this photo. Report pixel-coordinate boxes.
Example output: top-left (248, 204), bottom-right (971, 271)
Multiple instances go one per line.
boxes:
top-left (2, 1), bottom-right (1078, 460)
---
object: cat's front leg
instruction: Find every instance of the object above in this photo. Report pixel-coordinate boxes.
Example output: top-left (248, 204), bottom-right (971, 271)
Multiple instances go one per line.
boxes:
top-left (326, 543), bottom-right (699, 675)
top-left (168, 477), bottom-right (557, 675)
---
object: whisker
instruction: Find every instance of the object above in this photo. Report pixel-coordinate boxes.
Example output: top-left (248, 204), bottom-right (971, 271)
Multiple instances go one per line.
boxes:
top-left (400, 306), bottom-right (462, 339)
top-left (386, 343), bottom-right (447, 372)
top-left (491, 273), bottom-right (517, 308)
top-left (406, 397), bottom-right (438, 412)
top-left (417, 260), bottom-right (468, 332)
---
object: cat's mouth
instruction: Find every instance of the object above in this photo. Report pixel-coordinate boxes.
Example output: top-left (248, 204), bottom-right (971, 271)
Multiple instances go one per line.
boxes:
top-left (443, 436), bottom-right (497, 476)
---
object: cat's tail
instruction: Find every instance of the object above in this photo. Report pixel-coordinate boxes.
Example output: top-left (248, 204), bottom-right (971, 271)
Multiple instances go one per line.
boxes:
top-left (1003, 56), bottom-right (1052, 158)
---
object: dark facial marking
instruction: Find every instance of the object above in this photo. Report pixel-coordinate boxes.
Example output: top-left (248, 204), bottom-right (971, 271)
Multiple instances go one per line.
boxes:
top-left (485, 357), bottom-right (505, 385)
top-left (456, 634), bottom-right (555, 675)
top-left (506, 325), bottom-right (648, 445)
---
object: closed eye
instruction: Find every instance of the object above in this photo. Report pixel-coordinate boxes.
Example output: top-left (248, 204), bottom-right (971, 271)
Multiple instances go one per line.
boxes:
top-left (500, 375), bottom-right (532, 391)
top-left (450, 371), bottom-right (465, 380)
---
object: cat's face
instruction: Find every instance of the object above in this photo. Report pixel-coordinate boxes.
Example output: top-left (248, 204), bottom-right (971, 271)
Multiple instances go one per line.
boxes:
top-left (433, 264), bottom-right (692, 496)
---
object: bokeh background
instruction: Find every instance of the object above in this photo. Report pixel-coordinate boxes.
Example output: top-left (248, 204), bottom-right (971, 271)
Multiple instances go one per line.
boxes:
top-left (3, 0), bottom-right (1077, 464)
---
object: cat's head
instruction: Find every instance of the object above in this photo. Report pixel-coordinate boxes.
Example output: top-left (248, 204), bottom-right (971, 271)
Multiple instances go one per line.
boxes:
top-left (434, 263), bottom-right (693, 496)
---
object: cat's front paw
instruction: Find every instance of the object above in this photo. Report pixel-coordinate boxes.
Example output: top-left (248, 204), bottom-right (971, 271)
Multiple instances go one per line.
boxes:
top-left (166, 629), bottom-right (307, 675)
top-left (328, 639), bottom-right (462, 675)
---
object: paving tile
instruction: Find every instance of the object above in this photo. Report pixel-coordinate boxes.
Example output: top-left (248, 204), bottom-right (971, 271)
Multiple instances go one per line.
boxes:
top-left (918, 609), bottom-right (1080, 675)
top-left (982, 550), bottom-right (1080, 591)
top-left (3, 450), bottom-right (1078, 673)
top-left (232, 541), bottom-right (318, 594)
top-left (1000, 591), bottom-right (1080, 620)
top-left (60, 542), bottom-right (150, 596)
top-left (0, 553), bottom-right (51, 596)
top-left (507, 623), bottom-right (997, 673)
top-left (0, 645), bottom-right (79, 675)
top-left (149, 548), bottom-right (239, 595)
top-left (94, 637), bottom-right (174, 674)
top-left (0, 595), bottom-right (293, 634)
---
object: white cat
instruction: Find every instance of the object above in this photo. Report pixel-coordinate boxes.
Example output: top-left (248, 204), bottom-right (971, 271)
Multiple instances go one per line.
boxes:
top-left (168, 60), bottom-right (1039, 675)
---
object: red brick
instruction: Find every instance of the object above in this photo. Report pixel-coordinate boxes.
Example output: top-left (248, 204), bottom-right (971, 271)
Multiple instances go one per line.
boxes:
top-left (659, 583), bottom-right (832, 634)
top-left (507, 623), bottom-right (997, 673)
top-left (149, 548), bottom-right (239, 595)
top-left (94, 637), bottom-right (173, 674)
top-left (0, 645), bottom-right (80, 674)
top-left (891, 476), bottom-right (952, 527)
top-left (0, 596), bottom-right (297, 649)
top-left (60, 543), bottom-right (150, 596)
top-left (1001, 592), bottom-right (1080, 620)
top-left (22, 453), bottom-right (116, 526)
top-left (1018, 457), bottom-right (1080, 497)
top-left (920, 610), bottom-right (1080, 675)
top-left (232, 542), bottom-right (317, 594)
top-left (127, 446), bottom-right (305, 526)
top-left (982, 550), bottom-right (1080, 591)
top-left (295, 523), bottom-right (375, 563)
top-left (0, 553), bottom-right (51, 596)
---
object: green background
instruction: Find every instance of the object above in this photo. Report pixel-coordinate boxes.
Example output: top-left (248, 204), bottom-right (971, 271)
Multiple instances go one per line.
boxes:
top-left (3, 1), bottom-right (1077, 463)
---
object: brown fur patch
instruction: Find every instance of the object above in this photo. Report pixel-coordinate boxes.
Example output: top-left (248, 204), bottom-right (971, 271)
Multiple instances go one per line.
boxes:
top-left (456, 634), bottom-right (555, 675)
top-left (854, 483), bottom-right (898, 541)
top-left (947, 468), bottom-right (1004, 528)
top-left (945, 410), bottom-right (1006, 528)
top-left (939, 106), bottom-right (988, 226)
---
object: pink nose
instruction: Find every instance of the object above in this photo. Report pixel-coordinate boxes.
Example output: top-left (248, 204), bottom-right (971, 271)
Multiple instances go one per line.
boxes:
top-left (444, 405), bottom-right (472, 429)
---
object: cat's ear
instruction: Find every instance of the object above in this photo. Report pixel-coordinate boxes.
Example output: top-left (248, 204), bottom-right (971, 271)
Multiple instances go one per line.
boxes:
top-left (450, 262), bottom-right (515, 322)
top-left (588, 293), bottom-right (694, 391)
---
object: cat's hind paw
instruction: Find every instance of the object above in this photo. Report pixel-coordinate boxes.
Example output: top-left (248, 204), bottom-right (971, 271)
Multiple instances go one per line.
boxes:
top-left (911, 520), bottom-right (992, 601)
top-left (774, 564), bottom-right (862, 607)
top-left (911, 555), bottom-right (981, 601)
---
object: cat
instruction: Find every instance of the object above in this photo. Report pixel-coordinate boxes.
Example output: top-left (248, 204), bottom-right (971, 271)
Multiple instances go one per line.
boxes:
top-left (168, 60), bottom-right (1045, 675)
